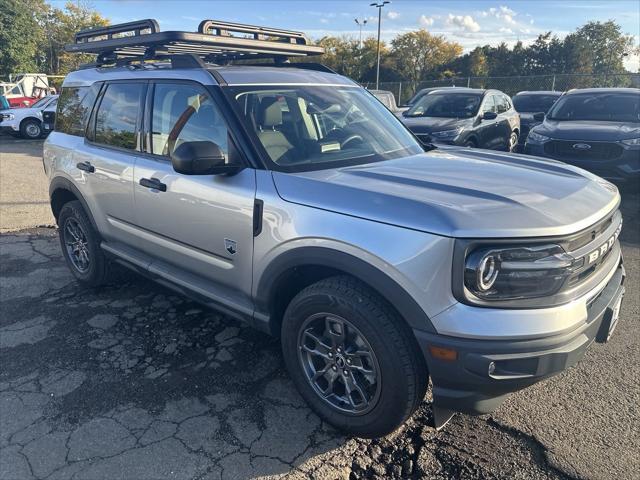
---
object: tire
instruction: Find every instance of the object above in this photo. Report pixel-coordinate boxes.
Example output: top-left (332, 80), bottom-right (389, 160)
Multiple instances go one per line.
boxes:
top-left (58, 200), bottom-right (111, 287)
top-left (281, 275), bottom-right (428, 437)
top-left (19, 119), bottom-right (42, 139)
top-left (464, 138), bottom-right (477, 148)
top-left (507, 131), bottom-right (519, 152)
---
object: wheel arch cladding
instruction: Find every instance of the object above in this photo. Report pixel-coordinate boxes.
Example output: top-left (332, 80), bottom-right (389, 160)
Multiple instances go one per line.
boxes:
top-left (255, 246), bottom-right (436, 336)
top-left (49, 177), bottom-right (98, 231)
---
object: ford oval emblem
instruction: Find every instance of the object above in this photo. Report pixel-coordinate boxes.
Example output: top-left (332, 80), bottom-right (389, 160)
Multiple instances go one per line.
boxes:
top-left (572, 143), bottom-right (592, 150)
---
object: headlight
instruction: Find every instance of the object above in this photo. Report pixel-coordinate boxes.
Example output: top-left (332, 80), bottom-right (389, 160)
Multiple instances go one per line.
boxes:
top-left (1, 113), bottom-right (15, 121)
top-left (526, 131), bottom-right (550, 143)
top-left (621, 137), bottom-right (640, 146)
top-left (463, 244), bottom-right (575, 301)
top-left (431, 127), bottom-right (463, 140)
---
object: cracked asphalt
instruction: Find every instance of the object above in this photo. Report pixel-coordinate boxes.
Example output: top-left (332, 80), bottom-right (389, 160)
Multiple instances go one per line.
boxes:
top-left (1, 137), bottom-right (639, 479)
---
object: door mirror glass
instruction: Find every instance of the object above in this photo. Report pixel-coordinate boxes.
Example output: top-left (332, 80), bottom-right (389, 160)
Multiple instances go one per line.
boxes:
top-left (171, 141), bottom-right (242, 175)
top-left (482, 111), bottom-right (498, 120)
top-left (533, 112), bottom-right (545, 122)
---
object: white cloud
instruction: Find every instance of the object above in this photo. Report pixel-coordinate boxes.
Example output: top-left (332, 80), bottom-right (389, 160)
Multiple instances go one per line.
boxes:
top-left (419, 15), bottom-right (434, 27)
top-left (446, 14), bottom-right (481, 33)
top-left (387, 11), bottom-right (400, 20)
top-left (320, 18), bottom-right (329, 24)
top-left (499, 6), bottom-right (516, 16)
top-left (499, 27), bottom-right (513, 34)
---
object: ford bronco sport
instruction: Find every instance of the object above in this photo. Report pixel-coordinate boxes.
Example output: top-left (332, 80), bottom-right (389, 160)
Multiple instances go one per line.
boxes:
top-left (46, 19), bottom-right (626, 437)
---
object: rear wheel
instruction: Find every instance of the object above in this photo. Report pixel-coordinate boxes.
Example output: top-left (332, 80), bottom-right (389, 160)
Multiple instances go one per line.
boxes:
top-left (464, 138), bottom-right (477, 148)
top-left (20, 119), bottom-right (42, 139)
top-left (58, 201), bottom-right (111, 286)
top-left (281, 276), bottom-right (428, 437)
top-left (508, 131), bottom-right (519, 152)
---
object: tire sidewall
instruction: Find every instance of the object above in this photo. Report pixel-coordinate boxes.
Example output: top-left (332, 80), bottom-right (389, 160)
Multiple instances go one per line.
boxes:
top-left (58, 201), bottom-right (105, 285)
top-left (282, 287), bottom-right (415, 436)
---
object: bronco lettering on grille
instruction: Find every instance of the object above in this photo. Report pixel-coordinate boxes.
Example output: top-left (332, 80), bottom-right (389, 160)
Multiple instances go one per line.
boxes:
top-left (586, 222), bottom-right (622, 265)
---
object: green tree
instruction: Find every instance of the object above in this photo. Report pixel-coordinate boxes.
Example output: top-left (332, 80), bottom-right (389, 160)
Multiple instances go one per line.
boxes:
top-left (567, 20), bottom-right (635, 75)
top-left (391, 29), bottom-right (462, 86)
top-left (0, 0), bottom-right (44, 76)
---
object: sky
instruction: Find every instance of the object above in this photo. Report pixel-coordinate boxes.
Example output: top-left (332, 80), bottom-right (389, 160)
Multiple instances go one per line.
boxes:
top-left (48, 0), bottom-right (640, 71)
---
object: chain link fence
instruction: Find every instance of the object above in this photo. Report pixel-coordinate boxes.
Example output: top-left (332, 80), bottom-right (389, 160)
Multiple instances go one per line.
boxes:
top-left (365, 73), bottom-right (640, 105)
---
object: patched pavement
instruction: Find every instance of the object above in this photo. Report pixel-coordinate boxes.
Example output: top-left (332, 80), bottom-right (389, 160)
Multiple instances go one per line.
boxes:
top-left (0, 137), bottom-right (639, 479)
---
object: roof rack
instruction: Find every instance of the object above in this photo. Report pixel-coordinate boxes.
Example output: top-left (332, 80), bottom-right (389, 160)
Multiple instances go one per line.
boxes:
top-left (66, 18), bottom-right (324, 67)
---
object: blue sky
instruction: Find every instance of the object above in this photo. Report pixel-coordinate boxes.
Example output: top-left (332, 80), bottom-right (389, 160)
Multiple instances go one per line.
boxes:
top-left (49, 1), bottom-right (640, 71)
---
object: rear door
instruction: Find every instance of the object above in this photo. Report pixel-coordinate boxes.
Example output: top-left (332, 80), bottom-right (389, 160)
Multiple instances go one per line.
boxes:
top-left (494, 94), bottom-right (513, 149)
top-left (132, 81), bottom-right (256, 313)
top-left (73, 81), bottom-right (146, 245)
top-left (477, 95), bottom-right (498, 148)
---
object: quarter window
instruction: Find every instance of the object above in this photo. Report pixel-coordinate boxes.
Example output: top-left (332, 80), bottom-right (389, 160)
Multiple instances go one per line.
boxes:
top-left (56, 85), bottom-right (100, 137)
top-left (94, 83), bottom-right (144, 150)
top-left (151, 83), bottom-right (228, 157)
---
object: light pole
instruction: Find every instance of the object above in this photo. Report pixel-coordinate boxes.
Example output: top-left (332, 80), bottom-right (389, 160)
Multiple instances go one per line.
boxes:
top-left (370, 1), bottom-right (389, 90)
top-left (354, 18), bottom-right (368, 49)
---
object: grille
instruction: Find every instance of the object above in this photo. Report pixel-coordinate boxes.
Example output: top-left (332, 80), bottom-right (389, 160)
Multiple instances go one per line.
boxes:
top-left (544, 140), bottom-right (623, 161)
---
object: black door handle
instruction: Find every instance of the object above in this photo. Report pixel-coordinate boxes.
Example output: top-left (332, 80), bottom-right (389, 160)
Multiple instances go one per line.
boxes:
top-left (77, 161), bottom-right (94, 173)
top-left (139, 177), bottom-right (167, 192)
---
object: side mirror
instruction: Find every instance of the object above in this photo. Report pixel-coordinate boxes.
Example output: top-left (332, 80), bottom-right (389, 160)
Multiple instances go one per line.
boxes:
top-left (482, 111), bottom-right (498, 120)
top-left (171, 141), bottom-right (242, 176)
top-left (533, 112), bottom-right (545, 122)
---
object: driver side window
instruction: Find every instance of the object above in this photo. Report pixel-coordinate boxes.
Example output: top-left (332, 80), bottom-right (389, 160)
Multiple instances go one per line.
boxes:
top-left (151, 83), bottom-right (228, 158)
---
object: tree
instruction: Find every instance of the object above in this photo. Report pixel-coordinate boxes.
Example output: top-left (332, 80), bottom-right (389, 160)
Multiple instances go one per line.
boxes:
top-left (0, 0), bottom-right (44, 76)
top-left (467, 47), bottom-right (488, 77)
top-left (390, 30), bottom-right (462, 85)
top-left (567, 20), bottom-right (636, 75)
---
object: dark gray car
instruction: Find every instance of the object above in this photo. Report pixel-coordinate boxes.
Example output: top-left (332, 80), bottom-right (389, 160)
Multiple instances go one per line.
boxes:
top-left (512, 90), bottom-right (562, 151)
top-left (400, 88), bottom-right (520, 151)
top-left (525, 88), bottom-right (640, 182)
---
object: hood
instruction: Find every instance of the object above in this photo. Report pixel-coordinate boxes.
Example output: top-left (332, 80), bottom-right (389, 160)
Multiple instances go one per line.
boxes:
top-left (400, 116), bottom-right (470, 134)
top-left (535, 120), bottom-right (640, 141)
top-left (272, 149), bottom-right (619, 238)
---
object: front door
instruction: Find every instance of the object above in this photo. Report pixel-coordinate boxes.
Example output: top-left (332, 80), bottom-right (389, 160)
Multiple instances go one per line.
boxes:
top-left (132, 81), bottom-right (256, 310)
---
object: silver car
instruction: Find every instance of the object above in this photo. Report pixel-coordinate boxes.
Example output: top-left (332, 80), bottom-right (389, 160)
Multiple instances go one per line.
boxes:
top-left (45, 19), bottom-right (625, 438)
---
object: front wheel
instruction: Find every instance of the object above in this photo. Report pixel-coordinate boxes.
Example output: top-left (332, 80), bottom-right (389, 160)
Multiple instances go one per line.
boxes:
top-left (281, 276), bottom-right (428, 437)
top-left (20, 119), bottom-right (42, 139)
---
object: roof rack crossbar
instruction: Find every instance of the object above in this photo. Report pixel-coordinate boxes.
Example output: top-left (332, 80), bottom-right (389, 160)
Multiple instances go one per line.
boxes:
top-left (75, 19), bottom-right (159, 44)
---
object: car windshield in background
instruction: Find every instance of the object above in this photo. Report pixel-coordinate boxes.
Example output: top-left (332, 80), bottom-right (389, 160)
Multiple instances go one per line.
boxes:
top-left (547, 93), bottom-right (640, 122)
top-left (226, 85), bottom-right (423, 171)
top-left (30, 97), bottom-right (50, 109)
top-left (513, 94), bottom-right (559, 113)
top-left (405, 93), bottom-right (481, 118)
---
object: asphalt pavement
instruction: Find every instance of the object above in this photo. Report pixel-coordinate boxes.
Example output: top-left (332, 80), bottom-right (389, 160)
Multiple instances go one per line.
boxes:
top-left (0, 136), bottom-right (638, 479)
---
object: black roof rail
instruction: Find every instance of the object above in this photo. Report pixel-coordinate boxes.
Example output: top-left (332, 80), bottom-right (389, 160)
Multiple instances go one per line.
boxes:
top-left (65, 18), bottom-right (324, 67)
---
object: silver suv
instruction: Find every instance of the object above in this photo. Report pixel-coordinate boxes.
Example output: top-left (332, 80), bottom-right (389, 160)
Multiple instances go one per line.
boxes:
top-left (45, 20), bottom-right (625, 437)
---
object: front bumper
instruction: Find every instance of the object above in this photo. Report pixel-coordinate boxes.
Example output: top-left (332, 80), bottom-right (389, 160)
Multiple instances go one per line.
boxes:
top-left (525, 141), bottom-right (640, 181)
top-left (0, 121), bottom-right (19, 133)
top-left (414, 261), bottom-right (625, 417)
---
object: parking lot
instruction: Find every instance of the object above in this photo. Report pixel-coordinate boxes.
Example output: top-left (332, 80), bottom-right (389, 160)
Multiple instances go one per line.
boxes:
top-left (0, 136), bottom-right (639, 479)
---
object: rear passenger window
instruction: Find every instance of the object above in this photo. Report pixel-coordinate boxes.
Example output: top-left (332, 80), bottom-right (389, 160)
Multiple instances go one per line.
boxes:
top-left (56, 85), bottom-right (99, 136)
top-left (94, 83), bottom-right (144, 150)
top-left (496, 95), bottom-right (509, 114)
top-left (151, 83), bottom-right (228, 157)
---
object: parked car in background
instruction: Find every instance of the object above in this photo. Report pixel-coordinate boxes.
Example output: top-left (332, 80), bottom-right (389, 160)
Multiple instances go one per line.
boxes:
top-left (41, 102), bottom-right (57, 136)
top-left (0, 95), bottom-right (58, 139)
top-left (525, 88), bottom-right (640, 182)
top-left (401, 88), bottom-right (520, 151)
top-left (405, 86), bottom-right (457, 107)
top-left (369, 89), bottom-right (408, 116)
top-left (513, 90), bottom-right (562, 151)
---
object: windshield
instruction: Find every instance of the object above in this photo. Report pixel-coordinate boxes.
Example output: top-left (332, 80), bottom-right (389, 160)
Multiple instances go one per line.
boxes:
top-left (547, 93), bottom-right (640, 122)
top-left (405, 93), bottom-right (481, 118)
top-left (30, 97), bottom-right (51, 109)
top-left (225, 85), bottom-right (423, 171)
top-left (513, 94), bottom-right (559, 113)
